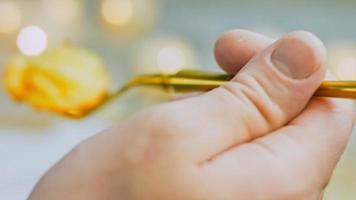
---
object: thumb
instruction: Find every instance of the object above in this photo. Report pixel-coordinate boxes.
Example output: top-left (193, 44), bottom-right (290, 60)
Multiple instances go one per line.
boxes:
top-left (162, 31), bottom-right (327, 163)
top-left (227, 30), bottom-right (326, 134)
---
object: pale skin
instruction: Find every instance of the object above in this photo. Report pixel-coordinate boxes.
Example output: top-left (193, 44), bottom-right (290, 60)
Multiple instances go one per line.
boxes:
top-left (28, 30), bottom-right (356, 200)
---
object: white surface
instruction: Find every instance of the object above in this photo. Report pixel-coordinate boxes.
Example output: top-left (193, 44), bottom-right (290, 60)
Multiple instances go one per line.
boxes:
top-left (0, 89), bottom-right (112, 199)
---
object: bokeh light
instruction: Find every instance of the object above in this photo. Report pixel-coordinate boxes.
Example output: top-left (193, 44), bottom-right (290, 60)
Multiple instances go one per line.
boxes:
top-left (16, 26), bottom-right (48, 56)
top-left (0, 1), bottom-right (22, 34)
top-left (134, 37), bottom-right (197, 74)
top-left (101, 0), bottom-right (134, 27)
top-left (336, 57), bottom-right (356, 80)
top-left (43, 0), bottom-right (80, 24)
top-left (157, 46), bottom-right (186, 74)
top-left (329, 43), bottom-right (356, 80)
top-left (99, 0), bottom-right (157, 34)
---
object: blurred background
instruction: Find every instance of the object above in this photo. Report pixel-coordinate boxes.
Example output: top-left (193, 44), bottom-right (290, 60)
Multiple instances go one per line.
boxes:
top-left (0, 0), bottom-right (355, 199)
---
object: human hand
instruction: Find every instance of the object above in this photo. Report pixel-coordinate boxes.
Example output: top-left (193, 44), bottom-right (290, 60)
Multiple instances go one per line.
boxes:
top-left (29, 30), bottom-right (356, 200)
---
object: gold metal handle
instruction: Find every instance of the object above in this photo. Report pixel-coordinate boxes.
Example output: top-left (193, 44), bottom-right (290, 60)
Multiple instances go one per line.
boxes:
top-left (113, 69), bottom-right (356, 99)
top-left (82, 69), bottom-right (356, 118)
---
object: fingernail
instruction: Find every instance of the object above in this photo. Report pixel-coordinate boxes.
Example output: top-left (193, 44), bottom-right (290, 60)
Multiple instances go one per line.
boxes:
top-left (271, 34), bottom-right (322, 79)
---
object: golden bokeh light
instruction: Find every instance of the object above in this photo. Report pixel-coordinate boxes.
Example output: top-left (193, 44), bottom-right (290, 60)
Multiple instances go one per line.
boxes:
top-left (134, 38), bottom-right (197, 74)
top-left (101, 0), bottom-right (134, 27)
top-left (16, 26), bottom-right (48, 56)
top-left (43, 0), bottom-right (80, 24)
top-left (0, 1), bottom-right (22, 34)
top-left (99, 0), bottom-right (157, 33)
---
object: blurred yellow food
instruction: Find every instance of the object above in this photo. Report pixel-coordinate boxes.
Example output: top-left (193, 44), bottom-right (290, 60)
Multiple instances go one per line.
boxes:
top-left (3, 44), bottom-right (111, 118)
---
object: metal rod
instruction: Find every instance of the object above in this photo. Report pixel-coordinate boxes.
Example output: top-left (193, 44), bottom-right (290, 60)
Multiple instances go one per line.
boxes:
top-left (112, 69), bottom-right (356, 99)
top-left (80, 69), bottom-right (356, 118)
